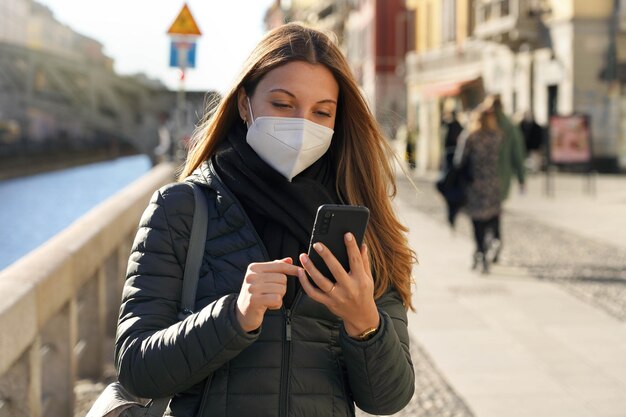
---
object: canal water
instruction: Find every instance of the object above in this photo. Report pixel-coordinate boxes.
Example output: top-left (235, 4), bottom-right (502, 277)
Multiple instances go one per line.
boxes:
top-left (0, 155), bottom-right (153, 270)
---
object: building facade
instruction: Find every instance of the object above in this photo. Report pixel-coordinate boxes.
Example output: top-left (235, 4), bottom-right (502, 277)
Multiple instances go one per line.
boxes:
top-left (405, 0), bottom-right (483, 172)
top-left (406, 0), bottom-right (626, 172)
top-left (0, 0), bottom-right (113, 68)
top-left (265, 0), bottom-right (409, 138)
top-left (0, 0), bottom-right (174, 160)
top-left (0, 0), bottom-right (29, 46)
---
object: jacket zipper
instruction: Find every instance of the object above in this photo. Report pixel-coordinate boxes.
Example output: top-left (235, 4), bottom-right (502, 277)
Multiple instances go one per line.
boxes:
top-left (280, 307), bottom-right (292, 417)
top-left (285, 308), bottom-right (292, 342)
top-left (209, 163), bottom-right (305, 416)
top-left (280, 292), bottom-right (303, 417)
top-left (196, 374), bottom-right (213, 417)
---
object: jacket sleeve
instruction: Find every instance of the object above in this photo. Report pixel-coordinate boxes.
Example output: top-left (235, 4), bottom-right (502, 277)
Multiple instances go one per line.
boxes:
top-left (114, 184), bottom-right (259, 399)
top-left (340, 288), bottom-right (415, 415)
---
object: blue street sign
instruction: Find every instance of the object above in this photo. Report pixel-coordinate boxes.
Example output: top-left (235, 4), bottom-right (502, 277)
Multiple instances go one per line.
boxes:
top-left (169, 40), bottom-right (196, 69)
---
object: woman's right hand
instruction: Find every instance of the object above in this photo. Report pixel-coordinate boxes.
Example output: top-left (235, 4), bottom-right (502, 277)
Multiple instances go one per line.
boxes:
top-left (236, 257), bottom-right (302, 332)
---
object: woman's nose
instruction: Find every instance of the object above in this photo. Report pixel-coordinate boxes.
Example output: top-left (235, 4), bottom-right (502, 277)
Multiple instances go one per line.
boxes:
top-left (299, 110), bottom-right (319, 124)
top-left (294, 109), bottom-right (308, 120)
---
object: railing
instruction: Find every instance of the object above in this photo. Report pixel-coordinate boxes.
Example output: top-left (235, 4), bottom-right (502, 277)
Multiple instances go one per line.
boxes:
top-left (405, 42), bottom-right (484, 84)
top-left (473, 0), bottom-right (539, 48)
top-left (476, 0), bottom-right (512, 24)
top-left (0, 162), bottom-right (176, 417)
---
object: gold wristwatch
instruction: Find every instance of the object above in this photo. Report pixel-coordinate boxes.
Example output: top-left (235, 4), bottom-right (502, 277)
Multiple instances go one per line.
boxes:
top-left (353, 325), bottom-right (379, 341)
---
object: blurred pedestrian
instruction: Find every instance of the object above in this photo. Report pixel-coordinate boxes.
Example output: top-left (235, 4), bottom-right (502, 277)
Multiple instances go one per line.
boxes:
top-left (435, 127), bottom-right (471, 229)
top-left (154, 112), bottom-right (173, 163)
top-left (519, 110), bottom-right (544, 172)
top-left (435, 109), bottom-right (466, 228)
top-left (442, 110), bottom-right (463, 156)
top-left (114, 22), bottom-right (415, 417)
top-left (457, 104), bottom-right (502, 273)
top-left (405, 126), bottom-right (417, 170)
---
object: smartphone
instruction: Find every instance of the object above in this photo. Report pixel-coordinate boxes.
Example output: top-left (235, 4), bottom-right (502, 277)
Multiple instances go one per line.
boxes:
top-left (307, 204), bottom-right (370, 283)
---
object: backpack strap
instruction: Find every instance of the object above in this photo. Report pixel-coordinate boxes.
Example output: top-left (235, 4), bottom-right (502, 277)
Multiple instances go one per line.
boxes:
top-left (178, 181), bottom-right (209, 319)
top-left (149, 181), bottom-right (209, 417)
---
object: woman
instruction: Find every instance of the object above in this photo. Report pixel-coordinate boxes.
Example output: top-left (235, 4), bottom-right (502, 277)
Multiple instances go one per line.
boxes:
top-left (458, 103), bottom-right (503, 273)
top-left (115, 23), bottom-right (415, 417)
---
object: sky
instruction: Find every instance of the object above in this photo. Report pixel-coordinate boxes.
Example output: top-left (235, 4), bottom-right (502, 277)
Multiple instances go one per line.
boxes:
top-left (35, 0), bottom-right (277, 93)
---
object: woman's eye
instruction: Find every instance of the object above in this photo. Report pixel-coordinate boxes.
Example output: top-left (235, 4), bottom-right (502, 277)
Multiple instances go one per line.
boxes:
top-left (316, 111), bottom-right (332, 118)
top-left (272, 102), bottom-right (291, 108)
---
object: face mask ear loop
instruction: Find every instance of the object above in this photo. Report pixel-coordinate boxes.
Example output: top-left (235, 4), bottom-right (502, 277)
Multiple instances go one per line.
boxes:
top-left (246, 96), bottom-right (255, 125)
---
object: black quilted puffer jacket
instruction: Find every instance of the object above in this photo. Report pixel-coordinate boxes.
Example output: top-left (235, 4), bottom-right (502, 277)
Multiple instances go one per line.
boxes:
top-left (115, 161), bottom-right (415, 417)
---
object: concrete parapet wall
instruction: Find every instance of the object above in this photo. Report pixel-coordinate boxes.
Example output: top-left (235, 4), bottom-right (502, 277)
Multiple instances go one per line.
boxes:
top-left (0, 162), bottom-right (176, 417)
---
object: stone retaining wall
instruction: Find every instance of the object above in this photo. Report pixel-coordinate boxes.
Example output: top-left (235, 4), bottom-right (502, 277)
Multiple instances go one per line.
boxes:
top-left (0, 163), bottom-right (175, 417)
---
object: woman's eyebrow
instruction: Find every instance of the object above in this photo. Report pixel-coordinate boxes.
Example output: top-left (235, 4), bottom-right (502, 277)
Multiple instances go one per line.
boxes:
top-left (269, 88), bottom-right (296, 97)
top-left (269, 88), bottom-right (337, 105)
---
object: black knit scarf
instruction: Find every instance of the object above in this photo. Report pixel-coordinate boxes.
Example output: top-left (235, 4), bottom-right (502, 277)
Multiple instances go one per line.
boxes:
top-left (212, 123), bottom-right (340, 306)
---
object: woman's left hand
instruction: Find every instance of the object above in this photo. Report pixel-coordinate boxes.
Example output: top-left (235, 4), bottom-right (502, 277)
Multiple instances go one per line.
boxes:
top-left (298, 233), bottom-right (380, 338)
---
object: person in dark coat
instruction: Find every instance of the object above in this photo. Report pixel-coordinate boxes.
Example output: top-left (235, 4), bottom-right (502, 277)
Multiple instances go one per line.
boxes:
top-left (114, 23), bottom-right (416, 417)
top-left (442, 110), bottom-right (463, 151)
top-left (519, 110), bottom-right (544, 172)
top-left (437, 110), bottom-right (465, 227)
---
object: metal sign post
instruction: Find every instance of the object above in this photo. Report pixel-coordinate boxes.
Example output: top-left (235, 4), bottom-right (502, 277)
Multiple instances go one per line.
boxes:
top-left (167, 3), bottom-right (202, 159)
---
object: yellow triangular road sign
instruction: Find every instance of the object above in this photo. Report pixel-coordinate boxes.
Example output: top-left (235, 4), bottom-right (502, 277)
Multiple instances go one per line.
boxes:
top-left (167, 3), bottom-right (202, 36)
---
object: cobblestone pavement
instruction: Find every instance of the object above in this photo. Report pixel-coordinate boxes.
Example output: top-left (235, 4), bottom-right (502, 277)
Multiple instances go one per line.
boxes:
top-left (400, 176), bottom-right (626, 322)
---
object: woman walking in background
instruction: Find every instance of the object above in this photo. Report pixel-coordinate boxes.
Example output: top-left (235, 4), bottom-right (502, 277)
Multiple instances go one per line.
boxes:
top-left (457, 103), bottom-right (503, 273)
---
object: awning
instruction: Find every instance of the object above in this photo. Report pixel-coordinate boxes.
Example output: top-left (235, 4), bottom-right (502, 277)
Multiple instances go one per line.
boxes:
top-left (421, 77), bottom-right (483, 98)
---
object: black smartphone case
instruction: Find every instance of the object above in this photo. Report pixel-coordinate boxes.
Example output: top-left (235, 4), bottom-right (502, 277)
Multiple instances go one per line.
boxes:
top-left (307, 204), bottom-right (370, 283)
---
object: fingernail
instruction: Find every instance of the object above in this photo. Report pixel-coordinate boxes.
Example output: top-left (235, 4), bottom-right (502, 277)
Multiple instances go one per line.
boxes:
top-left (345, 232), bottom-right (353, 241)
top-left (313, 242), bottom-right (323, 253)
top-left (301, 254), bottom-right (309, 264)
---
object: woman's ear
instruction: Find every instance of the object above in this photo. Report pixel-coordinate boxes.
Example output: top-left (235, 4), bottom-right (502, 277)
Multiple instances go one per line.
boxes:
top-left (237, 88), bottom-right (249, 125)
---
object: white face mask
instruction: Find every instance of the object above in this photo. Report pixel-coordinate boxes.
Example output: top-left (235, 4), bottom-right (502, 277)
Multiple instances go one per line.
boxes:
top-left (245, 97), bottom-right (334, 181)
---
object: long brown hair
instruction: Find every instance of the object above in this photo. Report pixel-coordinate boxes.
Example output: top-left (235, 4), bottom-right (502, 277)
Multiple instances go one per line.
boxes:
top-left (180, 22), bottom-right (416, 310)
top-left (467, 104), bottom-right (496, 134)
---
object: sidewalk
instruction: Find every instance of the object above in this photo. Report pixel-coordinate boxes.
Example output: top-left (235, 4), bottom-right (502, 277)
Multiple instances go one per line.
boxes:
top-left (506, 172), bottom-right (626, 250)
top-left (395, 175), bottom-right (626, 417)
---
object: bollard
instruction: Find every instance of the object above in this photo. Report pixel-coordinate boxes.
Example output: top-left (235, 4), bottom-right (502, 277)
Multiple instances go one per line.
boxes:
top-left (40, 303), bottom-right (74, 417)
top-left (0, 350), bottom-right (30, 417)
top-left (544, 165), bottom-right (557, 197)
top-left (76, 273), bottom-right (103, 379)
top-left (584, 170), bottom-right (597, 196)
top-left (103, 253), bottom-right (120, 339)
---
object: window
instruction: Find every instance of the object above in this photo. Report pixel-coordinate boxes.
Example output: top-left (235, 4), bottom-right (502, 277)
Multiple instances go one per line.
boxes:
top-left (468, 0), bottom-right (476, 36)
top-left (426, 3), bottom-right (433, 49)
top-left (442, 0), bottom-right (457, 43)
top-left (499, 0), bottom-right (510, 17)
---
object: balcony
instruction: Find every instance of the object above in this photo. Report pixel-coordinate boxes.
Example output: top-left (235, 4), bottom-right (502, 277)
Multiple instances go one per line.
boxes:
top-left (406, 42), bottom-right (483, 84)
top-left (473, 0), bottom-right (540, 50)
